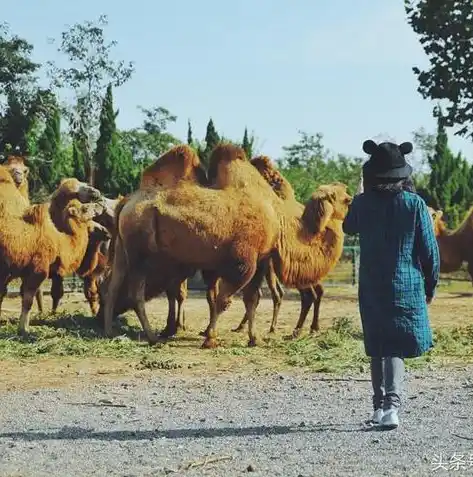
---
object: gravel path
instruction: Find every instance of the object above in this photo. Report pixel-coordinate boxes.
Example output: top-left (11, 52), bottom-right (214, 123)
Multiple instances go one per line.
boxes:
top-left (0, 366), bottom-right (472, 477)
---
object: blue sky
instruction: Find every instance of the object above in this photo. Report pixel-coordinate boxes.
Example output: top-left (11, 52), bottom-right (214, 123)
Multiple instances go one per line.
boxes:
top-left (4, 0), bottom-right (473, 165)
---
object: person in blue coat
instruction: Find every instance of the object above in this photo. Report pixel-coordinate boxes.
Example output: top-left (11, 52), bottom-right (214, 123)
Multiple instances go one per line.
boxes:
top-left (343, 139), bottom-right (440, 430)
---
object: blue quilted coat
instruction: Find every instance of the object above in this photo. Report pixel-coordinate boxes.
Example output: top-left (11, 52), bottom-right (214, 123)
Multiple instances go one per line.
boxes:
top-left (343, 190), bottom-right (440, 358)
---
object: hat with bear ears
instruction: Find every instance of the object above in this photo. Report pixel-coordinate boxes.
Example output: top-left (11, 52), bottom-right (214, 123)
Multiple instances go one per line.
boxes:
top-left (362, 139), bottom-right (413, 180)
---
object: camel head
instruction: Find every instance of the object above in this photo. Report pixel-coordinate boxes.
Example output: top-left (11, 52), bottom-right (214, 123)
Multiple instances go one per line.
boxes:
top-left (52, 178), bottom-right (103, 206)
top-left (302, 182), bottom-right (352, 234)
top-left (65, 200), bottom-right (107, 225)
top-left (428, 207), bottom-right (444, 236)
top-left (3, 155), bottom-right (29, 187)
top-left (140, 145), bottom-right (208, 189)
top-left (207, 143), bottom-right (248, 185)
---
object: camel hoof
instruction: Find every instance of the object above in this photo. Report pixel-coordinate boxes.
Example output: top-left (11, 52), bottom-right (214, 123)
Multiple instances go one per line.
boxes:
top-left (147, 334), bottom-right (162, 346)
top-left (160, 328), bottom-right (177, 338)
top-left (247, 337), bottom-right (260, 347)
top-left (231, 325), bottom-right (245, 333)
top-left (201, 337), bottom-right (218, 349)
top-left (292, 328), bottom-right (302, 339)
top-left (309, 327), bottom-right (319, 335)
top-left (268, 327), bottom-right (276, 334)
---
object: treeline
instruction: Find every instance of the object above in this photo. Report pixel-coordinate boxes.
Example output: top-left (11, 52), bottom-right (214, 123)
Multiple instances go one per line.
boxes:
top-left (1, 2), bottom-right (473, 232)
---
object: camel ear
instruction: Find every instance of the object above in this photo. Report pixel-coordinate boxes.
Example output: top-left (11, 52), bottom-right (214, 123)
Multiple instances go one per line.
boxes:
top-left (362, 140), bottom-right (378, 155)
top-left (436, 209), bottom-right (443, 219)
top-left (303, 195), bottom-right (334, 235)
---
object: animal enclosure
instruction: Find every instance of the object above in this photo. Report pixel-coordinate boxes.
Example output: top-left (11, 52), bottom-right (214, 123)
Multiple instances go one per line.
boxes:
top-left (3, 245), bottom-right (467, 298)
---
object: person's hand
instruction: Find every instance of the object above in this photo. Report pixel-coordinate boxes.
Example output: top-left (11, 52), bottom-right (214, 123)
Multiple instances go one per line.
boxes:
top-left (426, 295), bottom-right (434, 305)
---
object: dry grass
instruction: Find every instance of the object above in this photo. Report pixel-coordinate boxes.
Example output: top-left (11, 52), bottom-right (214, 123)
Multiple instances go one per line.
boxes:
top-left (0, 278), bottom-right (472, 392)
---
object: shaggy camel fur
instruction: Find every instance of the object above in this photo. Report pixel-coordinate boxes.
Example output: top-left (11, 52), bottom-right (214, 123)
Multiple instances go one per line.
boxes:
top-left (428, 207), bottom-right (473, 283)
top-left (99, 146), bottom-right (210, 338)
top-left (0, 178), bottom-right (104, 334)
top-left (236, 175), bottom-right (352, 336)
top-left (102, 143), bottom-right (282, 348)
top-left (0, 158), bottom-right (44, 316)
top-left (50, 195), bottom-right (123, 315)
top-left (234, 156), bottom-right (326, 336)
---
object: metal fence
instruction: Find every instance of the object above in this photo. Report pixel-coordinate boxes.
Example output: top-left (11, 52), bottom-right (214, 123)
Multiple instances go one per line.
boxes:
top-left (5, 246), bottom-right (470, 297)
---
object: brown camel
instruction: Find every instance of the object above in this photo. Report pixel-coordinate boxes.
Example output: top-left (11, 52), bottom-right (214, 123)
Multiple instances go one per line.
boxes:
top-left (236, 174), bottom-right (352, 336)
top-left (428, 207), bottom-right (473, 283)
top-left (0, 155), bottom-right (44, 316)
top-left (0, 177), bottom-right (104, 334)
top-left (98, 145), bottom-right (210, 337)
top-left (101, 144), bottom-right (283, 348)
top-left (233, 155), bottom-right (326, 336)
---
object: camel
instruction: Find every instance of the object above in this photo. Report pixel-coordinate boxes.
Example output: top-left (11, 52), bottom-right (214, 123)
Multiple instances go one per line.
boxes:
top-left (0, 177), bottom-right (104, 335)
top-left (97, 145), bottom-right (210, 337)
top-left (0, 155), bottom-right (44, 316)
top-left (49, 195), bottom-right (123, 315)
top-left (234, 166), bottom-right (351, 336)
top-left (428, 207), bottom-right (473, 283)
top-left (101, 143), bottom-right (284, 348)
top-left (232, 155), bottom-right (326, 336)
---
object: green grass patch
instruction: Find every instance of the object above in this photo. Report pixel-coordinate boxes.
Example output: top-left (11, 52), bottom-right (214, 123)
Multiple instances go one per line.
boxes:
top-left (0, 311), bottom-right (473, 376)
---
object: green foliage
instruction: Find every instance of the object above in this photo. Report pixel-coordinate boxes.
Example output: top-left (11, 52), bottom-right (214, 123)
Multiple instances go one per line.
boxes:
top-left (406, 1), bottom-right (473, 139)
top-left (241, 127), bottom-right (254, 158)
top-left (200, 118), bottom-right (220, 168)
top-left (48, 14), bottom-right (135, 184)
top-left (420, 109), bottom-right (473, 228)
top-left (187, 119), bottom-right (193, 145)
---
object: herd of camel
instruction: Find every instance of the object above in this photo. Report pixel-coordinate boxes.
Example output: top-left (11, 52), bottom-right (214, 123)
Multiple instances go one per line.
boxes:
top-left (0, 143), bottom-right (470, 349)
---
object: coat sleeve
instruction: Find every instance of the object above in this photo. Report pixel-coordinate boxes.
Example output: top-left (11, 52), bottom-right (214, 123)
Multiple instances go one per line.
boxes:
top-left (342, 195), bottom-right (360, 235)
top-left (415, 199), bottom-right (440, 298)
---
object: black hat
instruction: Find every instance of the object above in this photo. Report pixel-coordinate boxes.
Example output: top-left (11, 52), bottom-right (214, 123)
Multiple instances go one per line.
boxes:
top-left (362, 139), bottom-right (413, 180)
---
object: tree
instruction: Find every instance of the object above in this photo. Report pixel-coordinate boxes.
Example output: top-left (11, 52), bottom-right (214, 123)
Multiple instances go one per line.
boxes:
top-left (37, 100), bottom-right (70, 189)
top-left (422, 108), bottom-right (473, 227)
top-left (200, 118), bottom-right (220, 168)
top-left (241, 127), bottom-right (254, 159)
top-left (121, 105), bottom-right (180, 168)
top-left (48, 15), bottom-right (135, 185)
top-left (0, 23), bottom-right (39, 96)
top-left (405, 1), bottom-right (473, 138)
top-left (94, 84), bottom-right (134, 196)
top-left (187, 119), bottom-right (193, 145)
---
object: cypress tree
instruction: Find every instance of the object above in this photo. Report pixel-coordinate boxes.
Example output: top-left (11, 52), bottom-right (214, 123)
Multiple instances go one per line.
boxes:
top-left (201, 118), bottom-right (220, 168)
top-left (72, 139), bottom-right (86, 182)
top-left (242, 127), bottom-right (253, 159)
top-left (94, 83), bottom-right (116, 192)
top-left (187, 119), bottom-right (193, 145)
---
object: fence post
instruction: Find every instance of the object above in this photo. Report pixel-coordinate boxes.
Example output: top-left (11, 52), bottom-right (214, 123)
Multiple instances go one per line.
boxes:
top-left (351, 247), bottom-right (358, 286)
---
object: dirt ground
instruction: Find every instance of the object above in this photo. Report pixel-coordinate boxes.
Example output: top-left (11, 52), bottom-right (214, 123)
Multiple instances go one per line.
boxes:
top-left (0, 283), bottom-right (472, 392)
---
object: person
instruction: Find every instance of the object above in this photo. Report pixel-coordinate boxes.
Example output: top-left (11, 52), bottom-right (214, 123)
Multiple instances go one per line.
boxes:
top-left (343, 139), bottom-right (440, 430)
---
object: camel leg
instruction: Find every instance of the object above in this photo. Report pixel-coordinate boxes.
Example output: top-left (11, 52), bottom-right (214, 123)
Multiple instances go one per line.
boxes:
top-left (161, 289), bottom-right (178, 338)
top-left (35, 287), bottom-right (44, 314)
top-left (468, 261), bottom-right (473, 286)
top-left (102, 237), bottom-right (127, 338)
top-left (18, 273), bottom-right (47, 336)
top-left (83, 276), bottom-right (100, 316)
top-left (242, 261), bottom-right (268, 347)
top-left (0, 272), bottom-right (11, 322)
top-left (199, 271), bottom-right (218, 338)
top-left (51, 274), bottom-right (64, 314)
top-left (176, 279), bottom-right (187, 331)
top-left (267, 266), bottom-right (284, 334)
top-left (130, 274), bottom-right (160, 345)
top-left (292, 288), bottom-right (314, 338)
top-left (200, 257), bottom-right (259, 349)
top-left (309, 283), bottom-right (324, 333)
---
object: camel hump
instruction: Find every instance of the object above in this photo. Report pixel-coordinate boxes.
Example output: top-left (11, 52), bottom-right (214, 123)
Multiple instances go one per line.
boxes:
top-left (140, 144), bottom-right (204, 188)
top-left (250, 155), bottom-right (295, 200)
top-left (207, 143), bottom-right (247, 185)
